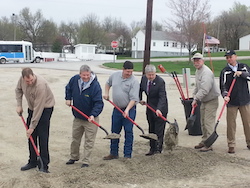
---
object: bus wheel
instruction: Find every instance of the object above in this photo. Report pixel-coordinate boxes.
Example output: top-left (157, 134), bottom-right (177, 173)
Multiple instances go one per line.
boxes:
top-left (35, 57), bottom-right (41, 63)
top-left (0, 58), bottom-right (6, 64)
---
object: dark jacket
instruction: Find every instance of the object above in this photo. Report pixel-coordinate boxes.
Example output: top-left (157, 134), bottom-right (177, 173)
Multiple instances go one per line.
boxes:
top-left (220, 62), bottom-right (250, 106)
top-left (65, 73), bottom-right (104, 120)
top-left (139, 75), bottom-right (168, 116)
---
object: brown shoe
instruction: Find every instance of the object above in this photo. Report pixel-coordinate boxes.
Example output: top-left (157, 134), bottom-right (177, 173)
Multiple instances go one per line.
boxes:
top-left (194, 143), bottom-right (204, 149)
top-left (199, 147), bottom-right (213, 152)
top-left (228, 147), bottom-right (235, 154)
top-left (103, 154), bottom-right (118, 160)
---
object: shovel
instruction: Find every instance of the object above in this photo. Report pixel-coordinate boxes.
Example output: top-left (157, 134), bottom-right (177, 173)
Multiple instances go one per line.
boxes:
top-left (158, 64), bottom-right (185, 100)
top-left (20, 115), bottom-right (44, 172)
top-left (107, 99), bottom-right (158, 141)
top-left (70, 105), bottom-right (120, 139)
top-left (204, 77), bottom-right (237, 148)
top-left (185, 104), bottom-right (197, 130)
top-left (145, 103), bottom-right (179, 134)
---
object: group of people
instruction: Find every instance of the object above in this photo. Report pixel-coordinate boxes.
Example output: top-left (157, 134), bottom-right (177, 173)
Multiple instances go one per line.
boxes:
top-left (15, 49), bottom-right (250, 173)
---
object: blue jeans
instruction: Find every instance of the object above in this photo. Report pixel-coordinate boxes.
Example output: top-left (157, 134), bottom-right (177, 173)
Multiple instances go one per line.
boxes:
top-left (110, 106), bottom-right (136, 158)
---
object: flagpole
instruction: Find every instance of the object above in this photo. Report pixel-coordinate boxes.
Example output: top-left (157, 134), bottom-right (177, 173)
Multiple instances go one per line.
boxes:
top-left (202, 22), bottom-right (214, 73)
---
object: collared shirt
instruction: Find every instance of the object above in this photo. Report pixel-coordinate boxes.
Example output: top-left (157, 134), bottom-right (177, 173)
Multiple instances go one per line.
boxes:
top-left (228, 63), bottom-right (238, 72)
top-left (107, 71), bottom-right (139, 108)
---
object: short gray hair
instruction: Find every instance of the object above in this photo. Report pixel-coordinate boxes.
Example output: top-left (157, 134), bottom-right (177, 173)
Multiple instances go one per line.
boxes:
top-left (80, 65), bottom-right (91, 73)
top-left (145, 64), bottom-right (156, 73)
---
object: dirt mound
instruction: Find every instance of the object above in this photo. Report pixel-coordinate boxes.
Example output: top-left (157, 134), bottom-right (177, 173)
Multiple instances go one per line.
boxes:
top-left (2, 144), bottom-right (250, 188)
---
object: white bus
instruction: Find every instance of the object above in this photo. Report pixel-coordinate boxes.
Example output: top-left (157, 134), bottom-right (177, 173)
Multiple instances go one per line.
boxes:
top-left (0, 40), bottom-right (43, 64)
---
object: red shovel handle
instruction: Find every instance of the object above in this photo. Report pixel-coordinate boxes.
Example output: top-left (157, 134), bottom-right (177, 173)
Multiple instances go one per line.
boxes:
top-left (191, 104), bottom-right (197, 115)
top-left (217, 77), bottom-right (237, 120)
top-left (158, 64), bottom-right (166, 73)
top-left (145, 103), bottom-right (167, 121)
top-left (20, 115), bottom-right (40, 157)
top-left (20, 115), bottom-right (44, 171)
top-left (70, 105), bottom-right (110, 136)
top-left (70, 105), bottom-right (100, 127)
top-left (107, 100), bottom-right (139, 126)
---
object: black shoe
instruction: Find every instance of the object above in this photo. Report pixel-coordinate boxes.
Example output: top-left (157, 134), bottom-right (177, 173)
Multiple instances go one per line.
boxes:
top-left (81, 164), bottom-right (89, 168)
top-left (20, 163), bottom-right (37, 171)
top-left (66, 159), bottom-right (79, 165)
top-left (155, 151), bottom-right (162, 154)
top-left (145, 151), bottom-right (155, 156)
top-left (39, 169), bottom-right (50, 173)
top-left (247, 145), bottom-right (250, 150)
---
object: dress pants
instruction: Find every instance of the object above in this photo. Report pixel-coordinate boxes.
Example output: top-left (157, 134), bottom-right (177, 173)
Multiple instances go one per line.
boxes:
top-left (27, 107), bottom-right (53, 170)
top-left (146, 110), bottom-right (166, 152)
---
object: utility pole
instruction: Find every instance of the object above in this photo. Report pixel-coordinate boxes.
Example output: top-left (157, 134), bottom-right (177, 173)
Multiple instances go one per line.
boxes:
top-left (143, 0), bottom-right (153, 74)
top-left (12, 13), bottom-right (16, 41)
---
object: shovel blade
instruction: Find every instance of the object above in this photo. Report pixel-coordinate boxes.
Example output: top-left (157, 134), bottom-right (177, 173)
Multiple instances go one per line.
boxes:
top-left (170, 119), bottom-right (179, 134)
top-left (140, 133), bottom-right (158, 141)
top-left (204, 132), bottom-right (219, 148)
top-left (185, 115), bottom-right (196, 130)
top-left (104, 133), bottom-right (121, 140)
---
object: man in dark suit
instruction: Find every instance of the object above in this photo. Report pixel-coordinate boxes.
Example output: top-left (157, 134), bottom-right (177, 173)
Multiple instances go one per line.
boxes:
top-left (139, 64), bottom-right (168, 155)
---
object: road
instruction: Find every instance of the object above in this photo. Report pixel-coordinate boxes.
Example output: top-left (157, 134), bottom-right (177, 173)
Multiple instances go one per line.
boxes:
top-left (1, 56), bottom-right (250, 75)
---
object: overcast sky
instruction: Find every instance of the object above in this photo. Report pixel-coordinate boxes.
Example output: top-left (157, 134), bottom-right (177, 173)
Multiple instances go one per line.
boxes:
top-left (2, 0), bottom-right (250, 26)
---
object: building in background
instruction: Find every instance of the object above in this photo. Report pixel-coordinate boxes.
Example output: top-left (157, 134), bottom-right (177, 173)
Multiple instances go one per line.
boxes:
top-left (131, 30), bottom-right (192, 58)
top-left (239, 34), bottom-right (250, 50)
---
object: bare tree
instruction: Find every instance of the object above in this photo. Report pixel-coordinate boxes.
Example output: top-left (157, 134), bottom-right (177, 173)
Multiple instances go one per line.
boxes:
top-left (102, 16), bottom-right (131, 52)
top-left (217, 2), bottom-right (250, 50)
top-left (166, 0), bottom-right (211, 60)
top-left (78, 14), bottom-right (105, 44)
top-left (0, 17), bottom-right (15, 40)
top-left (18, 8), bottom-right (45, 44)
top-left (130, 20), bottom-right (164, 38)
top-left (38, 20), bottom-right (58, 44)
top-left (59, 21), bottom-right (79, 51)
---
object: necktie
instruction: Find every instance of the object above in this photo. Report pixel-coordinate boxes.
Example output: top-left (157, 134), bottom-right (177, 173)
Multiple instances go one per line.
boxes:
top-left (147, 81), bottom-right (152, 93)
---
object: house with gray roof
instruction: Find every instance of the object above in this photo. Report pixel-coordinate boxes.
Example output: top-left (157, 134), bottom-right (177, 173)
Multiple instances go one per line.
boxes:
top-left (131, 30), bottom-right (191, 58)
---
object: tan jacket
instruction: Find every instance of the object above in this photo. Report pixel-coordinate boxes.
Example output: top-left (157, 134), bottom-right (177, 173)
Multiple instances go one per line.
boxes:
top-left (193, 65), bottom-right (220, 103)
top-left (15, 74), bottom-right (55, 129)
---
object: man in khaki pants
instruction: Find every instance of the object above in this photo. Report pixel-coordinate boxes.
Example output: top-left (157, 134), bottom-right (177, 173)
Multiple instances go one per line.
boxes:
top-left (220, 50), bottom-right (250, 154)
top-left (192, 53), bottom-right (220, 152)
top-left (65, 65), bottom-right (104, 167)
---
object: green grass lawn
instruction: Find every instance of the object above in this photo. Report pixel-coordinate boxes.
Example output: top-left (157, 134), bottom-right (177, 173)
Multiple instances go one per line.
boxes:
top-left (106, 51), bottom-right (250, 77)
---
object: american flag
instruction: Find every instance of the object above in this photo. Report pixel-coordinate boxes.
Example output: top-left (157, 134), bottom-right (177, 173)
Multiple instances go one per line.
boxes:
top-left (205, 35), bottom-right (220, 45)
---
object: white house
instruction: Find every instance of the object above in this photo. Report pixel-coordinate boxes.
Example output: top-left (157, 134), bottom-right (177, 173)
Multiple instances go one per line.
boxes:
top-left (131, 30), bottom-right (191, 58)
top-left (239, 34), bottom-right (250, 50)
